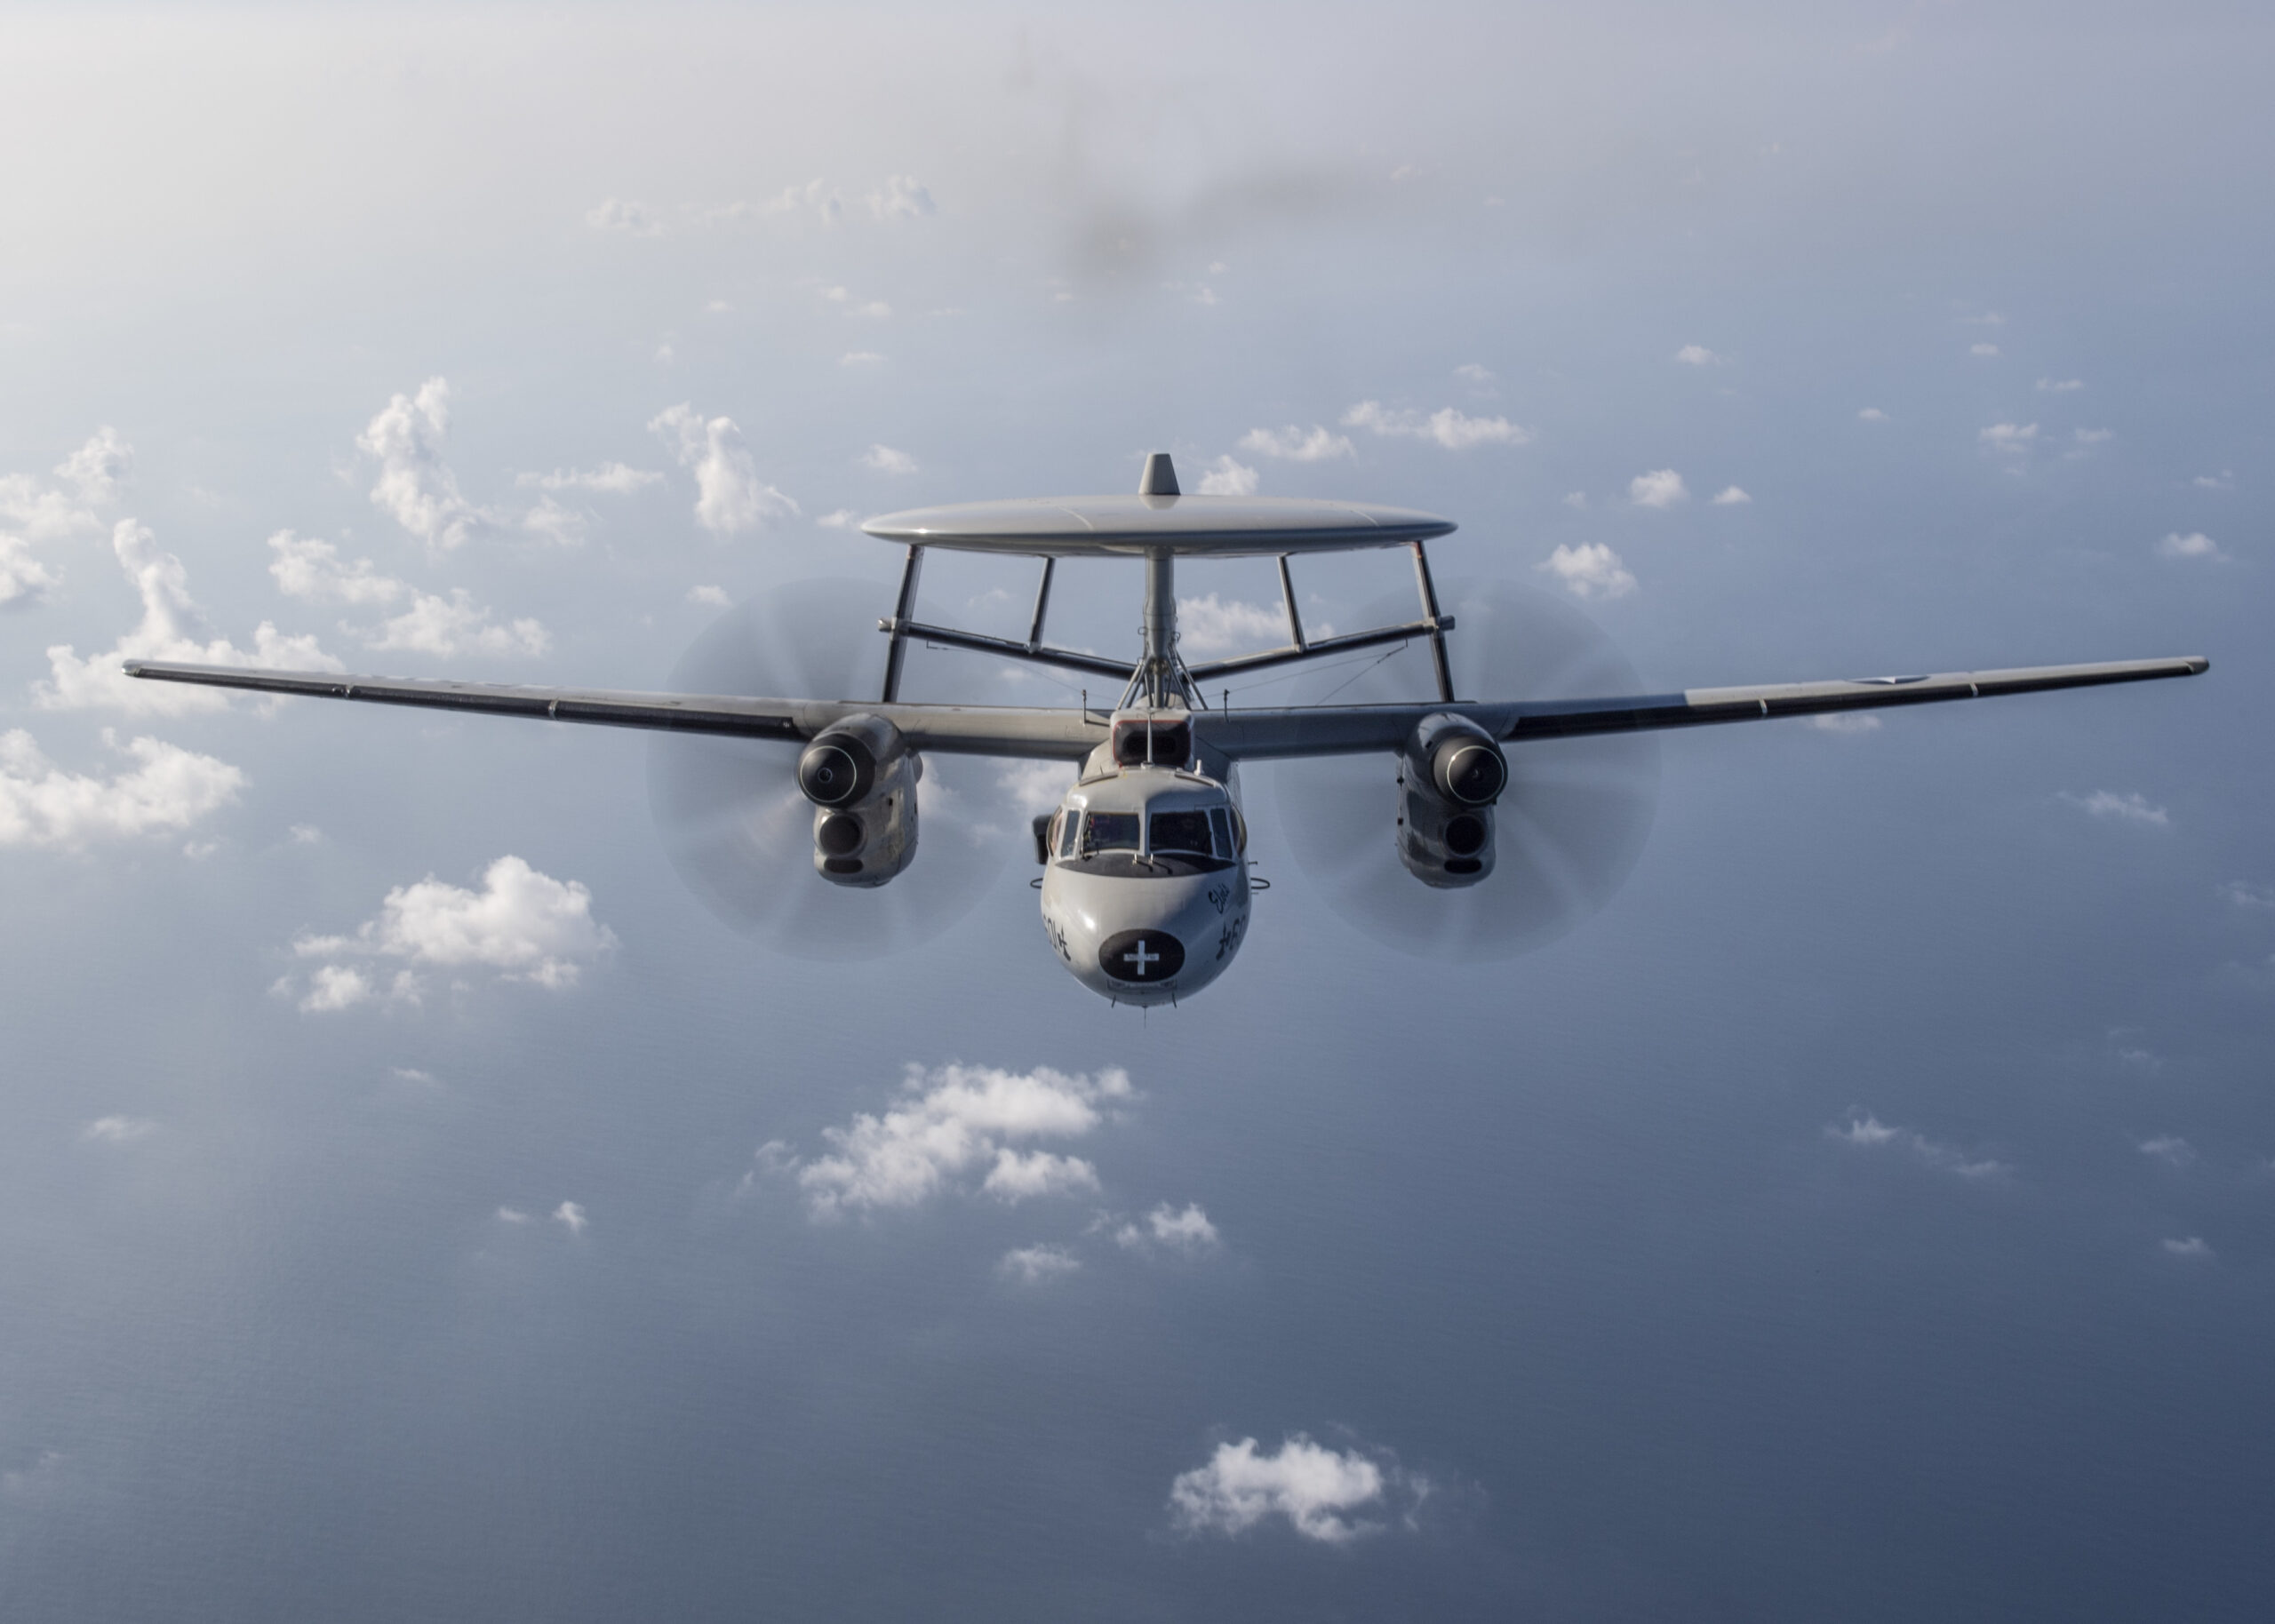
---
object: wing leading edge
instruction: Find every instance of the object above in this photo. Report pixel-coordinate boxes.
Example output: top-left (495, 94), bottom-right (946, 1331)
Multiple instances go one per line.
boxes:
top-left (124, 652), bottom-right (2203, 763)
top-left (120, 661), bottom-right (1105, 760)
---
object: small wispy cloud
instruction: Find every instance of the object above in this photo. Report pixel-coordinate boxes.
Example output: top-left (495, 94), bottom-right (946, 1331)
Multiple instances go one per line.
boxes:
top-left (2218, 880), bottom-right (2275, 910)
top-left (1342, 402), bottom-right (1530, 449)
top-left (2156, 531), bottom-right (2224, 561)
top-left (82, 1115), bottom-right (156, 1142)
top-left (839, 351), bottom-right (885, 366)
top-left (1114, 1202), bottom-right (1222, 1254)
top-left (2192, 471), bottom-right (2233, 490)
top-left (552, 1200), bottom-right (587, 1235)
top-left (2060, 790), bottom-right (2168, 827)
top-left (586, 198), bottom-right (662, 236)
top-left (1238, 426), bottom-right (1354, 463)
top-left (1711, 485), bottom-right (1752, 506)
top-left (1858, 407), bottom-right (1888, 422)
top-left (1453, 362), bottom-right (1493, 383)
top-left (2163, 1236), bottom-right (2213, 1261)
top-left (1969, 342), bottom-right (2001, 358)
top-left (1808, 712), bottom-right (1882, 735)
top-left (2138, 1134), bottom-right (2195, 1167)
top-left (2072, 428), bottom-right (2113, 446)
top-left (688, 585), bottom-right (730, 608)
top-left (1979, 423), bottom-right (2038, 455)
top-left (861, 444), bottom-right (918, 476)
top-left (816, 509), bottom-right (859, 529)
top-left (1673, 344), bottom-right (1722, 366)
top-left (2036, 378), bottom-right (2085, 393)
top-left (996, 1243), bottom-right (1080, 1285)
top-left (516, 462), bottom-right (661, 495)
top-left (1827, 1113), bottom-right (2008, 1178)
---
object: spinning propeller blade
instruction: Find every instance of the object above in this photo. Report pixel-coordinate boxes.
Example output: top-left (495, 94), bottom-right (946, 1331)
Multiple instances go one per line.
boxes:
top-left (646, 580), bottom-right (1015, 959)
top-left (1271, 580), bottom-right (1659, 960)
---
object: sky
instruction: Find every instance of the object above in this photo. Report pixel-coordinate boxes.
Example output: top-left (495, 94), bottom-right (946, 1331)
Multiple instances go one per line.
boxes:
top-left (1, 4), bottom-right (2270, 1618)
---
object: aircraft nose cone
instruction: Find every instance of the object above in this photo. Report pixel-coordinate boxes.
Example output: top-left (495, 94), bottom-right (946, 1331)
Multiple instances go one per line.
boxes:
top-left (1098, 928), bottom-right (1184, 984)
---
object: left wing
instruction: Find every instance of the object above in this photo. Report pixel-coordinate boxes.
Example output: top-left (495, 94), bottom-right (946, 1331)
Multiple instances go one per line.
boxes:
top-left (122, 661), bottom-right (1105, 760)
top-left (1197, 655), bottom-right (2207, 760)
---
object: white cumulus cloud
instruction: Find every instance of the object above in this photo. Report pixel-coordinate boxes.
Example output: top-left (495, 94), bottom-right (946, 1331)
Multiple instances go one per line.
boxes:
top-left (553, 1200), bottom-right (587, 1234)
top-left (1195, 456), bottom-right (1258, 496)
top-left (290, 855), bottom-right (615, 1006)
top-left (1537, 542), bottom-right (1636, 601)
top-left (358, 378), bottom-right (492, 552)
top-left (267, 532), bottom-right (547, 657)
top-left (1712, 485), bottom-right (1752, 505)
top-left (1, 428), bottom-right (135, 605)
top-left (861, 444), bottom-right (918, 475)
top-left (780, 1063), bottom-right (1133, 1218)
top-left (368, 590), bottom-right (549, 659)
top-left (1177, 593), bottom-right (1286, 655)
top-left (1342, 402), bottom-right (1530, 449)
top-left (267, 531), bottom-right (406, 607)
top-left (41, 521), bottom-right (337, 714)
top-left (1238, 426), bottom-right (1354, 463)
top-left (1978, 422), bottom-right (2038, 455)
top-left (650, 404), bottom-right (798, 536)
top-left (1628, 468), bottom-right (1688, 507)
top-left (1169, 1435), bottom-right (1425, 1545)
top-left (0, 728), bottom-right (243, 849)
top-left (1673, 344), bottom-right (1722, 365)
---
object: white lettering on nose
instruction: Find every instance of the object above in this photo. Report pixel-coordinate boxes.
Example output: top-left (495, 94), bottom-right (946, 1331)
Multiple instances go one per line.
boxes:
top-left (1124, 939), bottom-right (1159, 975)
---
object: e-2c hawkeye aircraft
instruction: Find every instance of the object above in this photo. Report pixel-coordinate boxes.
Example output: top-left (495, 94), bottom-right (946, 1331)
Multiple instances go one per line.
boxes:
top-left (129, 453), bottom-right (2206, 1007)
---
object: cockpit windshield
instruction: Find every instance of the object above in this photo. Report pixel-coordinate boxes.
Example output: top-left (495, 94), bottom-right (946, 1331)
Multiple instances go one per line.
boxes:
top-left (1082, 811), bottom-right (1141, 852)
top-left (1148, 809), bottom-right (1216, 856)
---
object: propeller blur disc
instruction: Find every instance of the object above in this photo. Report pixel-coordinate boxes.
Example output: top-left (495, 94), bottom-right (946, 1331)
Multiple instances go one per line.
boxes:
top-left (1270, 580), bottom-right (1658, 960)
top-left (646, 580), bottom-right (1018, 959)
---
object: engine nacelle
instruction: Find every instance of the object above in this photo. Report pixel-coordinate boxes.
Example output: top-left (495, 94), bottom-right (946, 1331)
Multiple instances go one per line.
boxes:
top-left (1397, 713), bottom-right (1506, 889)
top-left (798, 714), bottom-right (919, 888)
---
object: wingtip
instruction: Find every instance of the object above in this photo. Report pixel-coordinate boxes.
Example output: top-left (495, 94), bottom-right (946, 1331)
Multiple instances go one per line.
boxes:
top-left (2185, 656), bottom-right (2210, 674)
top-left (122, 659), bottom-right (148, 678)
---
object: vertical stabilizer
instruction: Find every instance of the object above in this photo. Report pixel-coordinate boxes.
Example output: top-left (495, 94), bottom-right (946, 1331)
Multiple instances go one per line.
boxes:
top-left (1138, 452), bottom-right (1179, 497)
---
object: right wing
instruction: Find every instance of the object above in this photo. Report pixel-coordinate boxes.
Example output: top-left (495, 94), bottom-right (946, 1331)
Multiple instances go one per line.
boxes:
top-left (122, 661), bottom-right (1106, 760)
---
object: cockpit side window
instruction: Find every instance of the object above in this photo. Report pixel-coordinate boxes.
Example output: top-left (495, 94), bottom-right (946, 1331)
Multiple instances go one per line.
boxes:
top-left (1148, 809), bottom-right (1214, 856)
top-left (1057, 810), bottom-right (1081, 858)
top-left (1208, 807), bottom-right (1233, 858)
top-left (1082, 811), bottom-right (1141, 852)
